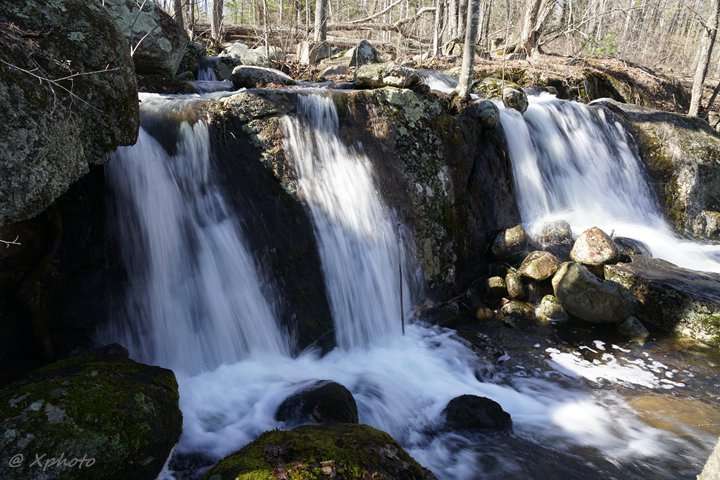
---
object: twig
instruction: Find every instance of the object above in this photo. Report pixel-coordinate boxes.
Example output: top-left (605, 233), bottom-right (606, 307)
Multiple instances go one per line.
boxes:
top-left (1, 235), bottom-right (21, 248)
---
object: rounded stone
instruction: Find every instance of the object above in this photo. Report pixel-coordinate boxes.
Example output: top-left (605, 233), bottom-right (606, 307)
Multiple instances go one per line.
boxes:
top-left (570, 227), bottom-right (619, 266)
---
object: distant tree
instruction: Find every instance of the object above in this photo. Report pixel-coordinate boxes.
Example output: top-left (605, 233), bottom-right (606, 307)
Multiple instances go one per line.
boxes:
top-left (211, 0), bottom-right (224, 44)
top-left (518, 0), bottom-right (555, 56)
top-left (314, 0), bottom-right (328, 42)
top-left (690, 0), bottom-right (720, 117)
top-left (457, 0), bottom-right (480, 98)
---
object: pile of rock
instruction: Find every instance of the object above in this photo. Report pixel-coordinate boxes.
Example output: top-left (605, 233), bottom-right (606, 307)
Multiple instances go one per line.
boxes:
top-left (473, 222), bottom-right (652, 344)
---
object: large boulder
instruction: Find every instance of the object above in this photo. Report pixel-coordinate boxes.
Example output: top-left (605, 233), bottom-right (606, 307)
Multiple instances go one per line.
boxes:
top-left (0, 345), bottom-right (181, 480)
top-left (570, 227), bottom-right (618, 266)
top-left (0, 0), bottom-right (139, 226)
top-left (103, 0), bottom-right (189, 77)
top-left (443, 394), bottom-right (512, 432)
top-left (276, 380), bottom-right (359, 425)
top-left (502, 87), bottom-right (529, 113)
top-left (297, 40), bottom-right (334, 65)
top-left (231, 65), bottom-right (296, 89)
top-left (604, 256), bottom-right (720, 345)
top-left (518, 250), bottom-right (560, 281)
top-left (491, 224), bottom-right (528, 260)
top-left (700, 439), bottom-right (720, 480)
top-left (347, 39), bottom-right (379, 66)
top-left (552, 262), bottom-right (635, 323)
top-left (204, 424), bottom-right (436, 480)
top-left (355, 63), bottom-right (423, 89)
top-left (594, 100), bottom-right (720, 241)
top-left (220, 41), bottom-right (282, 67)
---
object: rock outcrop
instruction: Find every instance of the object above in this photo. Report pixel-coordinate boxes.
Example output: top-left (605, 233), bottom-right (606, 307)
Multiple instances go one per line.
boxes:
top-left (699, 439), bottom-right (720, 480)
top-left (204, 424), bottom-right (436, 480)
top-left (0, 345), bottom-right (181, 480)
top-left (595, 99), bottom-right (720, 241)
top-left (231, 65), bottom-right (296, 89)
top-left (103, 0), bottom-right (189, 78)
top-left (605, 256), bottom-right (720, 345)
top-left (0, 0), bottom-right (138, 225)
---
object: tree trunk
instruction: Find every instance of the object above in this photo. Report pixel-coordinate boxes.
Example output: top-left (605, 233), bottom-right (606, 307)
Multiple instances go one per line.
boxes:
top-left (689, 0), bottom-right (720, 117)
top-left (457, 0), bottom-right (468, 38)
top-left (262, 0), bottom-right (271, 66)
top-left (447, 0), bottom-right (458, 39)
top-left (457, 0), bottom-right (480, 99)
top-left (518, 0), bottom-right (554, 57)
top-left (211, 0), bottom-right (224, 44)
top-left (187, 0), bottom-right (196, 39)
top-left (314, 0), bottom-right (328, 41)
top-left (432, 0), bottom-right (444, 57)
top-left (173, 0), bottom-right (184, 31)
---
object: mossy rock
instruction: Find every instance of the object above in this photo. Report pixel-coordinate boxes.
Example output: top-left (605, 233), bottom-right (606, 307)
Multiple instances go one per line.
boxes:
top-left (471, 77), bottom-right (521, 99)
top-left (204, 424), bottom-right (436, 480)
top-left (0, 345), bottom-right (182, 480)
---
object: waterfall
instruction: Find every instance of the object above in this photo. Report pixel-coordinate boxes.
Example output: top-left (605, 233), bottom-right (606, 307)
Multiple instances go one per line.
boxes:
top-left (501, 93), bottom-right (720, 272)
top-left (281, 94), bottom-right (415, 350)
top-left (105, 102), bottom-right (288, 374)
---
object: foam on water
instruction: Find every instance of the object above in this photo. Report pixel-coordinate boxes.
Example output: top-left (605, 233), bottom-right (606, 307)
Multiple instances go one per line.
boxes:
top-left (500, 93), bottom-right (720, 272)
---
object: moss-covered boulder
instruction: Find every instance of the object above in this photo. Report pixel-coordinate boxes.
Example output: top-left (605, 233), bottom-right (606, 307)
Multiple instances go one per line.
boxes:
top-left (604, 256), bottom-right (720, 346)
top-left (594, 99), bottom-right (720, 240)
top-left (0, 0), bottom-right (138, 225)
top-left (103, 0), bottom-right (189, 78)
top-left (0, 344), bottom-right (182, 480)
top-left (204, 424), bottom-right (436, 480)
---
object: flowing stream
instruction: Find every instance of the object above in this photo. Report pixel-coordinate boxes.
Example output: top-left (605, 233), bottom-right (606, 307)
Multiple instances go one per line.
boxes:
top-left (106, 92), bottom-right (711, 479)
top-left (500, 93), bottom-right (720, 272)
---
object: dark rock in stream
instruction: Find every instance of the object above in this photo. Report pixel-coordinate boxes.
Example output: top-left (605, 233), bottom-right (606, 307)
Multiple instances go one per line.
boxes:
top-left (0, 345), bottom-right (181, 480)
top-left (231, 66), bottom-right (296, 89)
top-left (605, 256), bottom-right (720, 345)
top-left (614, 236), bottom-right (652, 259)
top-left (443, 394), bottom-right (512, 432)
top-left (204, 424), bottom-right (436, 480)
top-left (276, 380), bottom-right (359, 425)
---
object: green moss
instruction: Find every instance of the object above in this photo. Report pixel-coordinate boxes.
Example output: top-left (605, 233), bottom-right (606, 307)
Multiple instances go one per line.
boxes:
top-left (205, 424), bottom-right (433, 480)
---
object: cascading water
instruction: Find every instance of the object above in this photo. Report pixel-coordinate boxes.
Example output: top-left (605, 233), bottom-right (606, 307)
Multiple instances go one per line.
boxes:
top-left (109, 91), bottom-right (710, 480)
top-left (281, 94), bottom-right (415, 349)
top-left (500, 93), bottom-right (720, 272)
top-left (104, 97), bottom-right (289, 374)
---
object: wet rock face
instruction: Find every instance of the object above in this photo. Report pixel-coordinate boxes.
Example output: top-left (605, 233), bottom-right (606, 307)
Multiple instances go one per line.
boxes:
top-left (570, 227), bottom-right (619, 266)
top-left (204, 424), bottom-right (436, 480)
top-left (595, 100), bottom-right (720, 241)
top-left (552, 262), bottom-right (635, 323)
top-left (276, 380), bottom-right (359, 425)
top-left (103, 0), bottom-right (189, 77)
top-left (502, 87), bottom-right (529, 113)
top-left (0, 0), bottom-right (138, 225)
top-left (604, 256), bottom-right (720, 345)
top-left (0, 345), bottom-right (181, 480)
top-left (492, 225), bottom-right (529, 261)
top-left (443, 395), bottom-right (512, 432)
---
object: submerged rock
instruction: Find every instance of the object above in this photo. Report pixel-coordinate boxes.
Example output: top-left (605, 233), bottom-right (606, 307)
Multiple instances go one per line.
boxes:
top-left (502, 87), bottom-right (529, 113)
top-left (231, 65), bottom-right (296, 89)
top-left (0, 345), bottom-right (181, 480)
top-left (519, 250), bottom-right (560, 281)
top-left (535, 295), bottom-right (569, 324)
top-left (614, 236), bottom-right (652, 259)
top-left (276, 380), bottom-right (359, 425)
top-left (617, 316), bottom-right (650, 344)
top-left (570, 227), bottom-right (618, 266)
top-left (552, 262), bottom-right (635, 323)
top-left (604, 256), bottom-right (720, 345)
top-left (500, 300), bottom-right (535, 325)
top-left (443, 394), bottom-right (512, 432)
top-left (0, 0), bottom-right (138, 225)
top-left (103, 0), bottom-right (189, 77)
top-left (492, 224), bottom-right (528, 260)
top-left (204, 424), bottom-right (436, 480)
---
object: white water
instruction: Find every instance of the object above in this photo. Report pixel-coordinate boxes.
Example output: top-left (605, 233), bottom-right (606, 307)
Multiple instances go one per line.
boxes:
top-left (500, 93), bottom-right (720, 272)
top-left (105, 110), bottom-right (288, 374)
top-left (107, 92), bottom-right (710, 480)
top-left (282, 95), bottom-right (415, 349)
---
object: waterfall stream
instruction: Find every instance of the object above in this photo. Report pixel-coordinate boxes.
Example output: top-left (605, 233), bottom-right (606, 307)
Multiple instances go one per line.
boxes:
top-left (106, 92), bottom-right (710, 480)
top-left (500, 93), bottom-right (720, 272)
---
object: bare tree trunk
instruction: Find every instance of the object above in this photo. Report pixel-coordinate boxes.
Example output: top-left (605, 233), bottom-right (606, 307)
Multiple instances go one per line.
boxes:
top-left (689, 0), bottom-right (720, 117)
top-left (457, 0), bottom-right (468, 38)
top-left (457, 0), bottom-right (480, 99)
top-left (314, 0), bottom-right (328, 41)
top-left (174, 0), bottom-right (184, 30)
top-left (262, 0), bottom-right (270, 65)
top-left (187, 0), bottom-right (196, 39)
top-left (433, 0), bottom-right (444, 57)
top-left (211, 0), bottom-right (225, 44)
top-left (518, 0), bottom-right (555, 56)
top-left (448, 0), bottom-right (458, 39)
